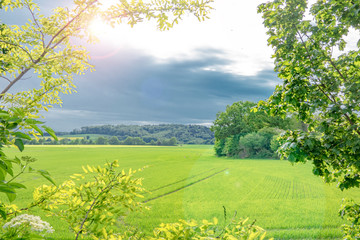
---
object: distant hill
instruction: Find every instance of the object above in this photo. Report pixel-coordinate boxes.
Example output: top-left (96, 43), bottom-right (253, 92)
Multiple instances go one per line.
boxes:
top-left (69, 124), bottom-right (214, 144)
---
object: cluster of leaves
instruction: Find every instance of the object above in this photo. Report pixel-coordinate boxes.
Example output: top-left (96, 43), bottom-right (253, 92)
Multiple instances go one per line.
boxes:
top-left (258, 0), bottom-right (360, 237)
top-left (34, 160), bottom-right (146, 239)
top-left (212, 101), bottom-right (299, 158)
top-left (258, 0), bottom-right (360, 191)
top-left (0, 107), bottom-right (56, 218)
top-left (339, 199), bottom-right (360, 239)
top-left (151, 217), bottom-right (269, 240)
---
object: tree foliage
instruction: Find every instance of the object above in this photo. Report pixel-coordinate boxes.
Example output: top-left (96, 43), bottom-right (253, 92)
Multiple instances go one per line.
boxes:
top-left (0, 108), bottom-right (56, 219)
top-left (151, 217), bottom-right (268, 240)
top-left (211, 101), bottom-right (297, 140)
top-left (211, 101), bottom-right (299, 158)
top-left (258, 0), bottom-right (360, 237)
top-left (35, 161), bottom-right (146, 239)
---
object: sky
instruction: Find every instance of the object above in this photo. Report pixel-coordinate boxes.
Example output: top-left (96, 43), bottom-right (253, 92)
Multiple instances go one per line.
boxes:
top-left (2, 0), bottom-right (282, 131)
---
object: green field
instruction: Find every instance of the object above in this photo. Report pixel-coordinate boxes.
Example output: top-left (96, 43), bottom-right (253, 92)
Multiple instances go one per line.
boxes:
top-left (4, 145), bottom-right (360, 239)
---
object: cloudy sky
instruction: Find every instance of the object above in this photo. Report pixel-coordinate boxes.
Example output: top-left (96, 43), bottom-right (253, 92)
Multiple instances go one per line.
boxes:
top-left (2, 0), bottom-right (281, 131)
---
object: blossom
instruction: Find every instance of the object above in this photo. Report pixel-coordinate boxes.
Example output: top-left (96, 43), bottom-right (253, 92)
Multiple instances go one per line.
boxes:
top-left (3, 214), bottom-right (54, 234)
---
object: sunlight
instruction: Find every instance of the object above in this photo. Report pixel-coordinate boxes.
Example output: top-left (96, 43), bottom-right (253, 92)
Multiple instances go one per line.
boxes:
top-left (88, 16), bottom-right (123, 40)
top-left (98, 0), bottom-right (119, 10)
top-left (89, 17), bottom-right (110, 36)
top-left (88, 0), bottom-right (121, 38)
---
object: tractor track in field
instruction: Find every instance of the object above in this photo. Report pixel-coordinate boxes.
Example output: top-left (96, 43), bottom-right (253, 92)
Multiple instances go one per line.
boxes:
top-left (143, 168), bottom-right (228, 203)
top-left (149, 168), bottom-right (217, 192)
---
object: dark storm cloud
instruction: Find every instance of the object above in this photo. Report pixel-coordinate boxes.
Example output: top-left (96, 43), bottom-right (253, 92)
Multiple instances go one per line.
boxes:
top-left (42, 47), bottom-right (281, 131)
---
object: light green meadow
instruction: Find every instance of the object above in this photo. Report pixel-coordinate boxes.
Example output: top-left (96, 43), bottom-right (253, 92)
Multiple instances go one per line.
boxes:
top-left (3, 145), bottom-right (360, 239)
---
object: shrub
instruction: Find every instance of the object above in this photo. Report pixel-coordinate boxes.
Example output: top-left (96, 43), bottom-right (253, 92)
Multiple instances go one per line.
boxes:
top-left (34, 161), bottom-right (147, 239)
top-left (151, 217), bottom-right (269, 240)
top-left (214, 139), bottom-right (226, 157)
top-left (340, 199), bottom-right (360, 239)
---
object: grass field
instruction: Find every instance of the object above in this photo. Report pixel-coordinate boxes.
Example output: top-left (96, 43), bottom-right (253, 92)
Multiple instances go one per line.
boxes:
top-left (3, 145), bottom-right (360, 239)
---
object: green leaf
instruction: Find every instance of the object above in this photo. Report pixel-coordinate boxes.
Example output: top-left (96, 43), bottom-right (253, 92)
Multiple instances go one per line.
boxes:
top-left (0, 208), bottom-right (6, 220)
top-left (0, 160), bottom-right (13, 177)
top-left (0, 184), bottom-right (15, 194)
top-left (25, 119), bottom-right (44, 125)
top-left (38, 169), bottom-right (56, 185)
top-left (30, 124), bottom-right (43, 136)
top-left (10, 157), bottom-right (21, 165)
top-left (43, 126), bottom-right (58, 141)
top-left (28, 166), bottom-right (35, 173)
top-left (0, 113), bottom-right (9, 119)
top-left (6, 122), bottom-right (18, 130)
top-left (6, 192), bottom-right (16, 202)
top-left (14, 139), bottom-right (24, 152)
top-left (12, 132), bottom-right (32, 140)
top-left (0, 169), bottom-right (5, 182)
top-left (8, 182), bottom-right (26, 189)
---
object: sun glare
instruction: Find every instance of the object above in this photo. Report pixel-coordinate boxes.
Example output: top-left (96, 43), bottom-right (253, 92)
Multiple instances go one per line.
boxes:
top-left (89, 17), bottom-right (109, 36)
top-left (98, 0), bottom-right (119, 10)
top-left (88, 17), bottom-right (123, 41)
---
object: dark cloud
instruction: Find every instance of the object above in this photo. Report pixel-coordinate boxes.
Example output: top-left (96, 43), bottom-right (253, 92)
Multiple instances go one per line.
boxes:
top-left (40, 47), bottom-right (281, 131)
top-left (1, 1), bottom-right (280, 131)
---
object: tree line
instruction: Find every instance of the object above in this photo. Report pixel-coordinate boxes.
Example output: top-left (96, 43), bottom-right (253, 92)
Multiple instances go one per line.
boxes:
top-left (67, 124), bottom-right (214, 144)
top-left (211, 101), bottom-right (301, 158)
top-left (25, 136), bottom-right (178, 146)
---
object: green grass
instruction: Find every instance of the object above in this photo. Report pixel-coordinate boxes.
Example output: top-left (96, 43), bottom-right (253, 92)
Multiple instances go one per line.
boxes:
top-left (3, 145), bottom-right (360, 239)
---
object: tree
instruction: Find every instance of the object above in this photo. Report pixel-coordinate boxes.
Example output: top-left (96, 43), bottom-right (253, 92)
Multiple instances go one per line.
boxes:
top-left (211, 101), bottom-right (256, 140)
top-left (211, 100), bottom-right (298, 157)
top-left (211, 101), bottom-right (296, 140)
top-left (108, 136), bottom-right (120, 145)
top-left (123, 136), bottom-right (145, 145)
top-left (168, 136), bottom-right (177, 146)
top-left (238, 127), bottom-right (282, 159)
top-left (258, 0), bottom-right (360, 237)
top-left (95, 136), bottom-right (107, 145)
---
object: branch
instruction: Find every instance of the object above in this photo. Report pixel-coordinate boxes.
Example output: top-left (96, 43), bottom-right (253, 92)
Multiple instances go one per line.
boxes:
top-left (0, 68), bottom-right (32, 99)
top-left (26, 2), bottom-right (45, 49)
top-left (75, 173), bottom-right (122, 240)
top-left (295, 30), bottom-right (360, 136)
top-left (303, 32), bottom-right (349, 84)
top-left (46, 0), bottom-right (98, 50)
top-left (7, 197), bottom-right (47, 216)
top-left (1, 1), bottom-right (97, 97)
top-left (296, 30), bottom-right (337, 103)
top-left (0, 76), bottom-right (11, 83)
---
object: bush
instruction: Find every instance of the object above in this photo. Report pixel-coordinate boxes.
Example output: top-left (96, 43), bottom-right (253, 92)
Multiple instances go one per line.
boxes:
top-left (151, 217), bottom-right (269, 240)
top-left (214, 139), bottom-right (226, 157)
top-left (340, 199), bottom-right (360, 239)
top-left (223, 134), bottom-right (241, 157)
top-left (34, 161), bottom-right (146, 239)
